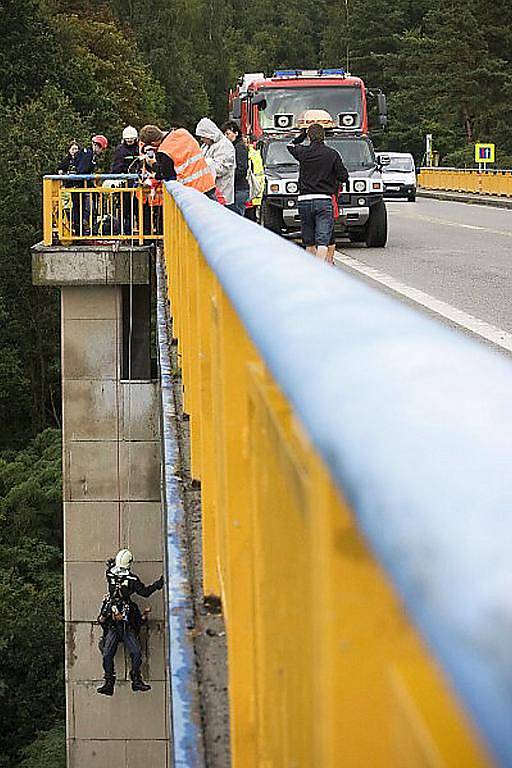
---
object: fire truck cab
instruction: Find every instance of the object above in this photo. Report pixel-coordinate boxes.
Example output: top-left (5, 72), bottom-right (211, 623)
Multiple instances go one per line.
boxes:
top-left (229, 69), bottom-right (387, 139)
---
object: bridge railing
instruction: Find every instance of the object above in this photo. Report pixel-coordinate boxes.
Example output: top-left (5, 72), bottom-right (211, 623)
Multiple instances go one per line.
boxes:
top-left (42, 174), bottom-right (163, 245)
top-left (418, 167), bottom-right (512, 196)
top-left (161, 182), bottom-right (512, 768)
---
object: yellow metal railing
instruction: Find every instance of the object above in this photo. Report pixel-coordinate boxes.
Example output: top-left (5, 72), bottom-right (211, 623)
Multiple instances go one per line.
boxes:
top-left (418, 167), bottom-right (512, 196)
top-left (162, 187), bottom-right (493, 768)
top-left (42, 175), bottom-right (163, 245)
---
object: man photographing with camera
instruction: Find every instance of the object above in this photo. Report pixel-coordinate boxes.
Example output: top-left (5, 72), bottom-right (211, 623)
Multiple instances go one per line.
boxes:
top-left (139, 124), bottom-right (216, 197)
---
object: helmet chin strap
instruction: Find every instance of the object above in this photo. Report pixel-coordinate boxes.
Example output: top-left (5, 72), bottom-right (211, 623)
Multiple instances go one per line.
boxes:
top-left (111, 564), bottom-right (131, 577)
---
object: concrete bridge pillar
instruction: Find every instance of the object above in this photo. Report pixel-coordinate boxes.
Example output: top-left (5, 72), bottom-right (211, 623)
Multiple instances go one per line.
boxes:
top-left (32, 244), bottom-right (169, 767)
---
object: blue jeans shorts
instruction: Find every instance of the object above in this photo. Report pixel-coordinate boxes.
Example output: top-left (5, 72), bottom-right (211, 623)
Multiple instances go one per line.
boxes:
top-left (298, 198), bottom-right (334, 247)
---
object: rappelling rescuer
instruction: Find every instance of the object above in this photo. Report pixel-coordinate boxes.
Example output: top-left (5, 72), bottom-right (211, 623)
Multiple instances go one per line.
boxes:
top-left (97, 549), bottom-right (164, 696)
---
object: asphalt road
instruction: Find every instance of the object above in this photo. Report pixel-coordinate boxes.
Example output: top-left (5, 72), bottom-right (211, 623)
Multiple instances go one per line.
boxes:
top-left (335, 198), bottom-right (512, 349)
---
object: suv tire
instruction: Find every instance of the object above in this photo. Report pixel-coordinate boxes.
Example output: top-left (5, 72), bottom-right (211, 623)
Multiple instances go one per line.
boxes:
top-left (348, 230), bottom-right (366, 243)
top-left (261, 198), bottom-right (284, 234)
top-left (365, 200), bottom-right (388, 247)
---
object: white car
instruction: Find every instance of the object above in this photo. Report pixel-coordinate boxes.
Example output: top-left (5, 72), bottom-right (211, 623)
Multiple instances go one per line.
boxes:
top-left (377, 152), bottom-right (416, 202)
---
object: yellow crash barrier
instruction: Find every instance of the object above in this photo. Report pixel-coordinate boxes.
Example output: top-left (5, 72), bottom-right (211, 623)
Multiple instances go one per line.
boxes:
top-left (418, 168), bottom-right (512, 196)
top-left (41, 174), bottom-right (163, 245)
top-left (161, 188), bottom-right (494, 768)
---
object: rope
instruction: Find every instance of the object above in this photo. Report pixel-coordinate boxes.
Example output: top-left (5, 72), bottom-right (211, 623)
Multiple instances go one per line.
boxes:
top-left (127, 243), bottom-right (133, 522)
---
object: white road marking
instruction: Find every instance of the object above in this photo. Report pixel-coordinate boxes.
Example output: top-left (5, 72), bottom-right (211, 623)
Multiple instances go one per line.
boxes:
top-left (398, 209), bottom-right (512, 238)
top-left (334, 251), bottom-right (512, 353)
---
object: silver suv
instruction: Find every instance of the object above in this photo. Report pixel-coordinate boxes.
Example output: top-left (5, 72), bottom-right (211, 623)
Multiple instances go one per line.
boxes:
top-left (259, 131), bottom-right (387, 247)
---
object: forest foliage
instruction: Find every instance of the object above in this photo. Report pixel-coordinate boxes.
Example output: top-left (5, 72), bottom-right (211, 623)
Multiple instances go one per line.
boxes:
top-left (0, 430), bottom-right (64, 768)
top-left (3, 0), bottom-right (512, 450)
top-left (2, 0), bottom-right (512, 763)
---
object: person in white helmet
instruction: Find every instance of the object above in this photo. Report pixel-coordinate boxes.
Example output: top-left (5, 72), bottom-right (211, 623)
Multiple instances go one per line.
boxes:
top-left (97, 549), bottom-right (163, 696)
top-left (111, 125), bottom-right (139, 173)
top-left (110, 126), bottom-right (139, 234)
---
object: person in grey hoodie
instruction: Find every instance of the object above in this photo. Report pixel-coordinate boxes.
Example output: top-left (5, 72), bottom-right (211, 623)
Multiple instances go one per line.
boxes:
top-left (195, 117), bottom-right (236, 205)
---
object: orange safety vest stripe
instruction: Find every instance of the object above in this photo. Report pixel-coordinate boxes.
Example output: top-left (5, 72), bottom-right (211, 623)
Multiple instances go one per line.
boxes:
top-left (159, 129), bottom-right (215, 193)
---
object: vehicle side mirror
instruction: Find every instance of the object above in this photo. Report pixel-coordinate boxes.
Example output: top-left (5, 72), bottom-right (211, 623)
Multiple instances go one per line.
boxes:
top-left (251, 93), bottom-right (267, 110)
top-left (379, 154), bottom-right (391, 166)
top-left (231, 97), bottom-right (242, 120)
top-left (377, 93), bottom-right (388, 128)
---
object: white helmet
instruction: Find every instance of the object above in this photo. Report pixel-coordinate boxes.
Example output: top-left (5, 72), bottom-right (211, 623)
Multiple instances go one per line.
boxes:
top-left (115, 549), bottom-right (134, 570)
top-left (122, 125), bottom-right (138, 141)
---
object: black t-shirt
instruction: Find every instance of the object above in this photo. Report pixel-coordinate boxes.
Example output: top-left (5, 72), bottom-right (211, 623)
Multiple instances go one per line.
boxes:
top-left (287, 135), bottom-right (349, 196)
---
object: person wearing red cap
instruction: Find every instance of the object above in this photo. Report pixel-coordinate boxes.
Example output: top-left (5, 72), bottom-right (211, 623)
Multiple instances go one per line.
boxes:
top-left (76, 135), bottom-right (109, 234)
top-left (77, 134), bottom-right (109, 174)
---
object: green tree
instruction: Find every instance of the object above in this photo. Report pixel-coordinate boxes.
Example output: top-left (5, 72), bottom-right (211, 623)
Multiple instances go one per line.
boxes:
top-left (0, 0), bottom-right (166, 450)
top-left (0, 429), bottom-right (63, 768)
top-left (0, 86), bottom-right (83, 448)
top-left (18, 723), bottom-right (66, 768)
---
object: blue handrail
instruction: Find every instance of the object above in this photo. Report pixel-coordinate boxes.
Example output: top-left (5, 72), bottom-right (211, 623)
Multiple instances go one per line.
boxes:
top-left (44, 173), bottom-right (139, 180)
top-left (167, 180), bottom-right (512, 767)
top-left (156, 253), bottom-right (206, 767)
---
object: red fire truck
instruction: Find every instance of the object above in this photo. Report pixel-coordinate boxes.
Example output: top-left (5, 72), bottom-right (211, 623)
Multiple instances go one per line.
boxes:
top-left (229, 68), bottom-right (387, 139)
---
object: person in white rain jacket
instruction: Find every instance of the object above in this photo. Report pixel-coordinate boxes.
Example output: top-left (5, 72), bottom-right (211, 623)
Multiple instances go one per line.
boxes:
top-left (195, 117), bottom-right (236, 205)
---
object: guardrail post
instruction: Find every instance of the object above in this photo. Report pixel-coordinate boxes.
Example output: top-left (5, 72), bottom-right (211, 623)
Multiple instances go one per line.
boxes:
top-left (42, 177), bottom-right (54, 245)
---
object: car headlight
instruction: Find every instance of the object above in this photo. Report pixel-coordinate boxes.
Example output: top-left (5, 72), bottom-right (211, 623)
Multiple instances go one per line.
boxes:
top-left (341, 114), bottom-right (356, 127)
top-left (353, 180), bottom-right (366, 193)
top-left (269, 183), bottom-right (280, 193)
top-left (286, 181), bottom-right (298, 193)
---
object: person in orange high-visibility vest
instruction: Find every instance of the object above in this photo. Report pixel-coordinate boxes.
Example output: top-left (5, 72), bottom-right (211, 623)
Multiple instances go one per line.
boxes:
top-left (139, 124), bottom-right (216, 198)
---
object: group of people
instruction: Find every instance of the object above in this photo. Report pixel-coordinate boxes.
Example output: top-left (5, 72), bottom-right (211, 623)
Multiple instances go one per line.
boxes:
top-left (57, 118), bottom-right (263, 224)
top-left (137, 118), bottom-right (262, 216)
top-left (58, 134), bottom-right (110, 176)
top-left (57, 117), bottom-right (346, 260)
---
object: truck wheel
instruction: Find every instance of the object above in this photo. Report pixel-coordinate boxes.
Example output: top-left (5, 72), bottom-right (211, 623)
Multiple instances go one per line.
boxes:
top-left (261, 199), bottom-right (283, 234)
top-left (348, 230), bottom-right (366, 243)
top-left (408, 190), bottom-right (416, 202)
top-left (365, 200), bottom-right (388, 247)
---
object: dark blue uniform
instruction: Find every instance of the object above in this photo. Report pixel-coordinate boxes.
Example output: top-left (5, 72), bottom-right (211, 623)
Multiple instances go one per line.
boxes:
top-left (98, 564), bottom-right (163, 682)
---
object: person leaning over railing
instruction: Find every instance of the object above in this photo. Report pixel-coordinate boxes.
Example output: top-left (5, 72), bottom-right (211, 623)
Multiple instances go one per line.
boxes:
top-left (110, 126), bottom-right (139, 173)
top-left (110, 126), bottom-right (139, 235)
top-left (139, 124), bottom-right (216, 199)
top-left (75, 134), bottom-right (109, 235)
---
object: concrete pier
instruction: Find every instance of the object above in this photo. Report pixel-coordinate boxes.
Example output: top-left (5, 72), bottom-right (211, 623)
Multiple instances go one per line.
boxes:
top-left (32, 244), bottom-right (169, 767)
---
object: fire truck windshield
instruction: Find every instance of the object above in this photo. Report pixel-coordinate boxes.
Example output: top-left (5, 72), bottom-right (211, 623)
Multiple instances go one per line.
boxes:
top-left (265, 137), bottom-right (375, 173)
top-left (258, 86), bottom-right (362, 130)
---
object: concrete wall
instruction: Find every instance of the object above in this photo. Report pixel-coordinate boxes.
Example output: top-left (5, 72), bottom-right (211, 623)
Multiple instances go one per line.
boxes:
top-left (33, 246), bottom-right (169, 767)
